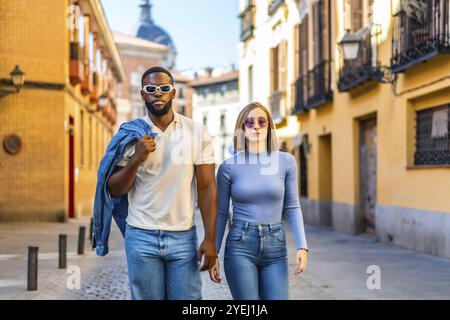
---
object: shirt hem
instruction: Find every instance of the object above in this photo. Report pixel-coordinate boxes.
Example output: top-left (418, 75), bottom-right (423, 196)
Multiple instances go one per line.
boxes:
top-left (126, 221), bottom-right (195, 231)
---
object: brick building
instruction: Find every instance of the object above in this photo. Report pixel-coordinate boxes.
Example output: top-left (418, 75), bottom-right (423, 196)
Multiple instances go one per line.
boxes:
top-left (0, 0), bottom-right (126, 221)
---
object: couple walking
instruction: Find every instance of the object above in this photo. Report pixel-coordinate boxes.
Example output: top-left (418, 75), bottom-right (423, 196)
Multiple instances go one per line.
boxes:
top-left (93, 66), bottom-right (308, 300)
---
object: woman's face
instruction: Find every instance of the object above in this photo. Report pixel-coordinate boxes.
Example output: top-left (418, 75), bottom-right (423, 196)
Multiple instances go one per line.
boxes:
top-left (244, 108), bottom-right (269, 144)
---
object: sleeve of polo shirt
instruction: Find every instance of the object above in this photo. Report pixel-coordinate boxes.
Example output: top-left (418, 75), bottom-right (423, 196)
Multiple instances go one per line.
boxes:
top-left (115, 142), bottom-right (136, 167)
top-left (195, 125), bottom-right (215, 165)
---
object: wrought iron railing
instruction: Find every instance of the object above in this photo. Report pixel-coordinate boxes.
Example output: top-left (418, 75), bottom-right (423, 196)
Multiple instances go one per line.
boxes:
top-left (414, 104), bottom-right (450, 165)
top-left (268, 0), bottom-right (285, 16)
top-left (392, 0), bottom-right (450, 73)
top-left (292, 60), bottom-right (333, 114)
top-left (240, 2), bottom-right (255, 41)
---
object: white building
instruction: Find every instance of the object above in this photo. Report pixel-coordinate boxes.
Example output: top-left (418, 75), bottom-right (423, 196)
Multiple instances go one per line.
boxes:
top-left (190, 70), bottom-right (240, 164)
top-left (238, 0), bottom-right (309, 151)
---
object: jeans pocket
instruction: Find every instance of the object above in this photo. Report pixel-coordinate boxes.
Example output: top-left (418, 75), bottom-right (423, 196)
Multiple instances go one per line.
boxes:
top-left (272, 229), bottom-right (286, 243)
top-left (227, 228), bottom-right (245, 243)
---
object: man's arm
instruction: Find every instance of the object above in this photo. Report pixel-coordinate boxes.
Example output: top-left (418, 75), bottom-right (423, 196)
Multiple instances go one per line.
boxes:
top-left (107, 134), bottom-right (155, 197)
top-left (195, 164), bottom-right (218, 271)
top-left (107, 162), bottom-right (139, 197)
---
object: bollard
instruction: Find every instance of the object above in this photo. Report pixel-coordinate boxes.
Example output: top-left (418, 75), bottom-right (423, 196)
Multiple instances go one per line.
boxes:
top-left (89, 217), bottom-right (93, 243)
top-left (78, 226), bottom-right (86, 255)
top-left (59, 234), bottom-right (67, 269)
top-left (27, 246), bottom-right (38, 291)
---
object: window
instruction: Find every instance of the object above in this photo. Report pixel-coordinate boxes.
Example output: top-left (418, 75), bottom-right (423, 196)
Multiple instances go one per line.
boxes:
top-left (220, 111), bottom-right (226, 130)
top-left (220, 84), bottom-right (227, 95)
top-left (270, 40), bottom-right (287, 94)
top-left (179, 104), bottom-right (185, 115)
top-left (345, 0), bottom-right (373, 32)
top-left (415, 104), bottom-right (450, 165)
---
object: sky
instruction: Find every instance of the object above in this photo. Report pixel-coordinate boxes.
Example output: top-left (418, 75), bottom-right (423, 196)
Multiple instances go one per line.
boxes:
top-left (100, 0), bottom-right (240, 71)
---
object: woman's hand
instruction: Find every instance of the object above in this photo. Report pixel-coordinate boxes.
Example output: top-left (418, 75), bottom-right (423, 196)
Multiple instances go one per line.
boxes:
top-left (208, 258), bottom-right (222, 283)
top-left (295, 248), bottom-right (308, 274)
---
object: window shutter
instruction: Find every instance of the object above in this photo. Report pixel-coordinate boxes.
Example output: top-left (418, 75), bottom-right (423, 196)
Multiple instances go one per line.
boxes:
top-left (300, 15), bottom-right (309, 76)
top-left (322, 0), bottom-right (330, 62)
top-left (294, 24), bottom-right (300, 79)
top-left (351, 0), bottom-right (363, 32)
top-left (270, 47), bottom-right (279, 93)
top-left (279, 40), bottom-right (288, 91)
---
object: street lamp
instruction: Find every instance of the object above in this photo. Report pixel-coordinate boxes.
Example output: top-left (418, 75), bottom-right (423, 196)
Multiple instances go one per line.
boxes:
top-left (97, 94), bottom-right (109, 110)
top-left (0, 65), bottom-right (25, 98)
top-left (338, 30), bottom-right (361, 60)
top-left (10, 65), bottom-right (25, 92)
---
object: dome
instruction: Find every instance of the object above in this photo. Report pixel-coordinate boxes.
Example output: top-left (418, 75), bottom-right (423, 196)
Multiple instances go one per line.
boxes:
top-left (134, 0), bottom-right (177, 52)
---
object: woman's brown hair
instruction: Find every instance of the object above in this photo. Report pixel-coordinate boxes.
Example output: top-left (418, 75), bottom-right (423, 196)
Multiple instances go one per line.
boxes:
top-left (233, 102), bottom-right (279, 152)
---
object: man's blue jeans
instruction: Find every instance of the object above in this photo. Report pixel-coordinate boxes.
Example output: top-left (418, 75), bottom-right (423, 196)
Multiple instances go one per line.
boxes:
top-left (224, 219), bottom-right (289, 300)
top-left (125, 224), bottom-right (202, 300)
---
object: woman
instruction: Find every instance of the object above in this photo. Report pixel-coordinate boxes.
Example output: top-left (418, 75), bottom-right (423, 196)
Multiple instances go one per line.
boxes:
top-left (209, 102), bottom-right (308, 300)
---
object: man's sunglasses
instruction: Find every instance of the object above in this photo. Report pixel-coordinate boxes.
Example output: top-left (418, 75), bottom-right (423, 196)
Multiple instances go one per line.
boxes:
top-left (244, 117), bottom-right (268, 129)
top-left (142, 84), bottom-right (174, 94)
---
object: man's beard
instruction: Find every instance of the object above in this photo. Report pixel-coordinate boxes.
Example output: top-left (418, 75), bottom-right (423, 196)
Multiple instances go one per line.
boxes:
top-left (145, 99), bottom-right (172, 116)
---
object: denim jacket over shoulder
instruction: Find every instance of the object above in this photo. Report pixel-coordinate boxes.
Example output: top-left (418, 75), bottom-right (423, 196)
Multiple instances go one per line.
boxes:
top-left (92, 118), bottom-right (157, 256)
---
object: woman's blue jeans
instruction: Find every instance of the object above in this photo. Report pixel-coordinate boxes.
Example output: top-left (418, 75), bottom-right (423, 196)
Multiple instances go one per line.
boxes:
top-left (224, 219), bottom-right (289, 300)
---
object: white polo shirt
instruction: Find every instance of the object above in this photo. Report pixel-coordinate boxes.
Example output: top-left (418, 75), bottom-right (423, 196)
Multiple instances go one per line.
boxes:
top-left (116, 111), bottom-right (215, 231)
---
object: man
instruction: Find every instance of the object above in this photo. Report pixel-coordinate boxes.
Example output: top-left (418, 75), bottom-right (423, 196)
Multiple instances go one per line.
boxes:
top-left (104, 66), bottom-right (217, 300)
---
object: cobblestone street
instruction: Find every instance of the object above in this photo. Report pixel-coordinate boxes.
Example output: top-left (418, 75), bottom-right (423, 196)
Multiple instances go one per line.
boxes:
top-left (1, 210), bottom-right (450, 300)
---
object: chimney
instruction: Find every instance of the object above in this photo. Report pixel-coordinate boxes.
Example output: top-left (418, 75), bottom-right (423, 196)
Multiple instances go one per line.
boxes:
top-left (204, 67), bottom-right (213, 78)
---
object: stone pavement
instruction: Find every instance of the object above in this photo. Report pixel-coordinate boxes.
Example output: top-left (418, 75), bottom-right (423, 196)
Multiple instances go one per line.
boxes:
top-left (1, 210), bottom-right (450, 300)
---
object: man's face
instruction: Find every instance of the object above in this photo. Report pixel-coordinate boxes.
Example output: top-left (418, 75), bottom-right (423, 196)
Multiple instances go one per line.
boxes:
top-left (141, 72), bottom-right (176, 116)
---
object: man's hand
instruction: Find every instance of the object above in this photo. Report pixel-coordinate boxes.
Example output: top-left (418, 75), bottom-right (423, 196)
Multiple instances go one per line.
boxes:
top-left (131, 134), bottom-right (155, 165)
top-left (295, 248), bottom-right (308, 274)
top-left (208, 258), bottom-right (221, 283)
top-left (197, 239), bottom-right (217, 272)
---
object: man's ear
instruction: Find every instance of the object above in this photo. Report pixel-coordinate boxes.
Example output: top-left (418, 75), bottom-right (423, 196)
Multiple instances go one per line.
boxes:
top-left (141, 90), bottom-right (145, 101)
top-left (172, 88), bottom-right (177, 99)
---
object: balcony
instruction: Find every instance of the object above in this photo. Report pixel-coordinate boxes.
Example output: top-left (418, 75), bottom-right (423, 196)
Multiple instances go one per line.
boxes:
top-left (269, 90), bottom-right (287, 124)
top-left (391, 0), bottom-right (450, 73)
top-left (69, 42), bottom-right (84, 86)
top-left (90, 72), bottom-right (99, 103)
top-left (81, 69), bottom-right (93, 96)
top-left (338, 27), bottom-right (383, 92)
top-left (292, 60), bottom-right (333, 114)
top-left (240, 3), bottom-right (255, 42)
top-left (268, 0), bottom-right (285, 16)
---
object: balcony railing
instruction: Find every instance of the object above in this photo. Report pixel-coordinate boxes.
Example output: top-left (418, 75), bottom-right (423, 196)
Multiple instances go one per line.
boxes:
top-left (392, 0), bottom-right (450, 73)
top-left (240, 3), bottom-right (255, 41)
top-left (338, 27), bottom-right (382, 92)
top-left (269, 90), bottom-right (286, 124)
top-left (292, 60), bottom-right (333, 114)
top-left (268, 0), bottom-right (285, 16)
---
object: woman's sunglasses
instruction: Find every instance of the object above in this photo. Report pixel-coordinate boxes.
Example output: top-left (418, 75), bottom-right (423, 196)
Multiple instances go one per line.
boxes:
top-left (142, 84), bottom-right (174, 94)
top-left (244, 117), bottom-right (268, 129)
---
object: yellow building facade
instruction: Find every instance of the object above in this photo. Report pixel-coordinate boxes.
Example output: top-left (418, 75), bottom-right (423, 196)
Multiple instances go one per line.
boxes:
top-left (239, 0), bottom-right (450, 258)
top-left (0, 0), bottom-right (126, 221)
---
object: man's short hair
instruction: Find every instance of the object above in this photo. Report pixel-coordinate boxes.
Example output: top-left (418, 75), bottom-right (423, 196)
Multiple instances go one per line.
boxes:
top-left (141, 66), bottom-right (174, 86)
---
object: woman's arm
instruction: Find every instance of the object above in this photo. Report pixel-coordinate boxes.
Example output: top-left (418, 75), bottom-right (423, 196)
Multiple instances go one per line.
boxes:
top-left (215, 162), bottom-right (232, 253)
top-left (283, 154), bottom-right (308, 274)
top-left (283, 154), bottom-right (308, 251)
